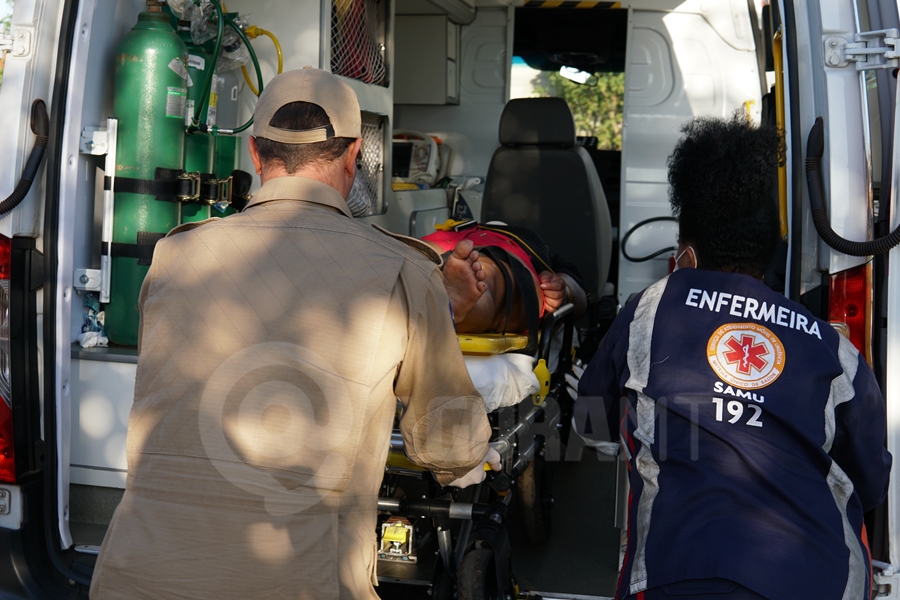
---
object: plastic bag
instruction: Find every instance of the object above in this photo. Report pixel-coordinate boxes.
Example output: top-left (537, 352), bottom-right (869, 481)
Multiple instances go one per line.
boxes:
top-left (215, 16), bottom-right (251, 73)
top-left (82, 293), bottom-right (106, 335)
top-left (166, 0), bottom-right (192, 18)
top-left (216, 31), bottom-right (250, 73)
top-left (185, 1), bottom-right (218, 45)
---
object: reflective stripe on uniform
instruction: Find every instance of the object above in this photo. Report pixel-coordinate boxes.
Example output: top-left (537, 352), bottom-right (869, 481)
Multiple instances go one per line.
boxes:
top-left (625, 277), bottom-right (668, 594)
top-left (822, 335), bottom-right (859, 453)
top-left (824, 334), bottom-right (866, 600)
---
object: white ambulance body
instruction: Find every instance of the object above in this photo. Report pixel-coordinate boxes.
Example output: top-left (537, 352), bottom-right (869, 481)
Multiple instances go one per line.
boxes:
top-left (0, 0), bottom-right (897, 596)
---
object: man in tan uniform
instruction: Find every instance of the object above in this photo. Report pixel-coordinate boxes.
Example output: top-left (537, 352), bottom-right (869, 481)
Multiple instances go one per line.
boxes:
top-left (91, 67), bottom-right (497, 599)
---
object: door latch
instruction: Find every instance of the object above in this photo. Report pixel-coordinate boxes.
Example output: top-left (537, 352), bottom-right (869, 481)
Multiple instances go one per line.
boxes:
top-left (874, 561), bottom-right (900, 598)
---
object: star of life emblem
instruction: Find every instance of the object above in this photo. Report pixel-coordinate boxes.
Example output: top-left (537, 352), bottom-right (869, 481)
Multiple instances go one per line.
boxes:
top-left (707, 323), bottom-right (785, 389)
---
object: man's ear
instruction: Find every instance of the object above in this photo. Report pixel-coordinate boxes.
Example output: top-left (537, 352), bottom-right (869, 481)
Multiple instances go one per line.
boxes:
top-left (344, 138), bottom-right (363, 178)
top-left (248, 136), bottom-right (263, 176)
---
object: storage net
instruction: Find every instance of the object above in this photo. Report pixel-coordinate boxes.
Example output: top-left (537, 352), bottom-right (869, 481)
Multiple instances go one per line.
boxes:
top-left (331, 0), bottom-right (387, 86)
top-left (346, 119), bottom-right (385, 217)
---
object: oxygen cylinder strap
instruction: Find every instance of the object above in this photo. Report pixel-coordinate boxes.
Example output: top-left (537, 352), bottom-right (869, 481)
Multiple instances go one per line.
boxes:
top-left (105, 168), bottom-right (255, 208)
top-left (104, 167), bottom-right (187, 202)
top-left (102, 231), bottom-right (166, 266)
top-left (105, 167), bottom-right (223, 203)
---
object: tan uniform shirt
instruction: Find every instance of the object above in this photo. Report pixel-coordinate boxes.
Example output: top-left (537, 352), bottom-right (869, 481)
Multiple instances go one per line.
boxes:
top-left (91, 176), bottom-right (491, 600)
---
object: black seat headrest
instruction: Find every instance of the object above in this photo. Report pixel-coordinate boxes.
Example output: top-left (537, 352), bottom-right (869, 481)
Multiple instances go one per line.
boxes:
top-left (498, 97), bottom-right (576, 147)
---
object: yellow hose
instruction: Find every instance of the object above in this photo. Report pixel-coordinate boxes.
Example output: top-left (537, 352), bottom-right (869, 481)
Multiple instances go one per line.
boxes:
top-left (241, 26), bottom-right (283, 96)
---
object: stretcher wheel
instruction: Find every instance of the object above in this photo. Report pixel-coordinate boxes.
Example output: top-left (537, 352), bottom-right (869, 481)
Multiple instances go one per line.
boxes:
top-left (515, 454), bottom-right (552, 545)
top-left (457, 548), bottom-right (501, 600)
top-left (432, 571), bottom-right (454, 600)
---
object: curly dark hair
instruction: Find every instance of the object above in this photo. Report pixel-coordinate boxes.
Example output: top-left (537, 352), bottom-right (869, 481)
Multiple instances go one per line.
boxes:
top-left (667, 114), bottom-right (783, 279)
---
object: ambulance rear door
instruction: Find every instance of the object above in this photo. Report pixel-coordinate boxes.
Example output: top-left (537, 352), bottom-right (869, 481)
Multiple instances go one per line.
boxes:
top-left (616, 0), bottom-right (764, 305)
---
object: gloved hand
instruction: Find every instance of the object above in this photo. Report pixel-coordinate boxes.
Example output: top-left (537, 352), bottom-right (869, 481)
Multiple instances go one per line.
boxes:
top-left (565, 359), bottom-right (585, 400)
top-left (571, 414), bottom-right (620, 457)
top-left (567, 359), bottom-right (619, 457)
top-left (448, 448), bottom-right (502, 488)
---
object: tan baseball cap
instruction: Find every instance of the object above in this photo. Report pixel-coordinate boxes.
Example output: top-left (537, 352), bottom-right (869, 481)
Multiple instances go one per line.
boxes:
top-left (253, 66), bottom-right (362, 143)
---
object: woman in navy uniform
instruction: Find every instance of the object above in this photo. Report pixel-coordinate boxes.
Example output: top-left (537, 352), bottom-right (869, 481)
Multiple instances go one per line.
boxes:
top-left (576, 116), bottom-right (891, 600)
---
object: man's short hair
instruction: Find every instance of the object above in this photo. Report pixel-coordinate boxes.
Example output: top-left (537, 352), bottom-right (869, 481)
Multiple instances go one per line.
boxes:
top-left (254, 102), bottom-right (355, 173)
top-left (667, 114), bottom-right (783, 279)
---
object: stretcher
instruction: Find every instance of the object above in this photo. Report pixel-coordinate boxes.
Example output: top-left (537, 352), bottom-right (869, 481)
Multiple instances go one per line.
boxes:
top-left (377, 303), bottom-right (576, 600)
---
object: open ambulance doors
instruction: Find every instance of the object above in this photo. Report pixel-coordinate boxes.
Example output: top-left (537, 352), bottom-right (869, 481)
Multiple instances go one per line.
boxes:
top-left (0, 0), bottom-right (899, 595)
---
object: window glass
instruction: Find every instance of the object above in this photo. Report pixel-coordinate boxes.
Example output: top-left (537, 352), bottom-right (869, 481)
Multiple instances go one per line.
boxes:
top-left (509, 56), bottom-right (625, 150)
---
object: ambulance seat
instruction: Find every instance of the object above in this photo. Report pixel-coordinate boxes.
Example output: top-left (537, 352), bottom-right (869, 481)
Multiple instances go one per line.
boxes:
top-left (482, 97), bottom-right (613, 298)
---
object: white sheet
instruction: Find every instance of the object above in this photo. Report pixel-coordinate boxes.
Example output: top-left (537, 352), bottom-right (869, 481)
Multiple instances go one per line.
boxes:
top-left (464, 353), bottom-right (540, 413)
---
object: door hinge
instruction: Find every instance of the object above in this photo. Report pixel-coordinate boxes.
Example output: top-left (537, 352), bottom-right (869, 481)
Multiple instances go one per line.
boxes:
top-left (825, 29), bottom-right (900, 71)
top-left (874, 561), bottom-right (900, 598)
top-left (0, 29), bottom-right (32, 57)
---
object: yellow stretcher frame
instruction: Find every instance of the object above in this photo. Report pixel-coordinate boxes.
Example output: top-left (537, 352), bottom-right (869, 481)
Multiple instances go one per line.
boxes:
top-left (456, 333), bottom-right (529, 354)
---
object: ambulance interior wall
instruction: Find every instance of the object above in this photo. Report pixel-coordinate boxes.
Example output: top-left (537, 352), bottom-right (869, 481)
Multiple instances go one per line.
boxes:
top-left (223, 0), bottom-right (394, 200)
top-left (392, 7), bottom-right (513, 185)
top-left (360, 7), bottom-right (513, 237)
top-left (615, 7), bottom-right (763, 304)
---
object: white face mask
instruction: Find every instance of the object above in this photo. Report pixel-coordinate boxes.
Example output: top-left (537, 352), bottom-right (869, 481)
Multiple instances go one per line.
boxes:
top-left (673, 245), bottom-right (696, 271)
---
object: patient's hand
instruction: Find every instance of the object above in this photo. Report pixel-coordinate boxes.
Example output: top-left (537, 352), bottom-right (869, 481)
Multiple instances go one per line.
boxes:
top-left (539, 271), bottom-right (567, 313)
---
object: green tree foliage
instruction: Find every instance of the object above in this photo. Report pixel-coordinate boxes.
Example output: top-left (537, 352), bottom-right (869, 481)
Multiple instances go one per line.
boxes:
top-left (0, 0), bottom-right (13, 87)
top-left (533, 71), bottom-right (625, 150)
top-left (0, 1), bottom-right (10, 31)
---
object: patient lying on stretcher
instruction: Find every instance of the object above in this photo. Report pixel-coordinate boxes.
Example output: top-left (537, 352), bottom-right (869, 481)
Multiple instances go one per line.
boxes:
top-left (423, 223), bottom-right (587, 335)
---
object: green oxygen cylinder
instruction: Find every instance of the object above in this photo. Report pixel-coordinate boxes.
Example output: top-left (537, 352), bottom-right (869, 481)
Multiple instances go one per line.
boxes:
top-left (107, 6), bottom-right (187, 346)
top-left (212, 69), bottom-right (242, 217)
top-left (179, 21), bottom-right (214, 223)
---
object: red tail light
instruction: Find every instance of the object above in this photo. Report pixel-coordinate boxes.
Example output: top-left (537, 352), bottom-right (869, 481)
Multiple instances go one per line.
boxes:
top-left (828, 262), bottom-right (872, 362)
top-left (0, 234), bottom-right (15, 483)
top-left (0, 400), bottom-right (15, 483)
top-left (0, 237), bottom-right (8, 279)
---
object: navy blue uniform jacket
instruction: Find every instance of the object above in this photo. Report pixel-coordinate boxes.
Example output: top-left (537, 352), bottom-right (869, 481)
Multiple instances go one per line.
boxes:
top-left (577, 269), bottom-right (891, 600)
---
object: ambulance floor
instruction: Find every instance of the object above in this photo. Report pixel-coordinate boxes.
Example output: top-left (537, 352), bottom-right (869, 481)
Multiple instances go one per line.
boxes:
top-left (377, 452), bottom-right (621, 599)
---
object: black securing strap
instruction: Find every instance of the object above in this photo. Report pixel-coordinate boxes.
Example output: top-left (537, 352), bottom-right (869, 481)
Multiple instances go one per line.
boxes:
top-left (104, 167), bottom-right (255, 209)
top-left (104, 167), bottom-right (186, 202)
top-left (478, 246), bottom-right (541, 356)
top-left (102, 231), bottom-right (166, 266)
top-left (478, 247), bottom-right (514, 334)
top-left (104, 175), bottom-right (176, 198)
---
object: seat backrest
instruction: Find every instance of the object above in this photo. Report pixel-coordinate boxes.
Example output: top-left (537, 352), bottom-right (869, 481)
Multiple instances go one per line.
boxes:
top-left (482, 97), bottom-right (612, 297)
